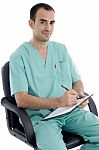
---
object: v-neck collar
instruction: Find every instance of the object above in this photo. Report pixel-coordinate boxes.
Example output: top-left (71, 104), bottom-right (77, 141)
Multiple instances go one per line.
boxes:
top-left (27, 41), bottom-right (51, 68)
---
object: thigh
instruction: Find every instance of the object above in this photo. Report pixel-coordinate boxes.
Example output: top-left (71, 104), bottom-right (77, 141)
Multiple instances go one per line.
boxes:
top-left (62, 108), bottom-right (99, 142)
top-left (34, 119), bottom-right (67, 150)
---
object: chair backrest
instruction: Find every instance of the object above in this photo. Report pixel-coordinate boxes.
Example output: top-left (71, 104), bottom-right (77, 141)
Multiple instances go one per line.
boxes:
top-left (2, 62), bottom-right (10, 97)
top-left (1, 61), bottom-right (19, 127)
top-left (1, 61), bottom-right (16, 104)
top-left (1, 62), bottom-right (37, 148)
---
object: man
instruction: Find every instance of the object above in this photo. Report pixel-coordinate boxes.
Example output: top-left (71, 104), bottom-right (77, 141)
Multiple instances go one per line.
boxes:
top-left (10, 3), bottom-right (99, 150)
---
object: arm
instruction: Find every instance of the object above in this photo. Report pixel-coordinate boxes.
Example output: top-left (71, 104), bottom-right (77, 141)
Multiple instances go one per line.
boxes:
top-left (15, 90), bottom-right (78, 109)
top-left (72, 80), bottom-right (84, 95)
top-left (72, 80), bottom-right (87, 108)
top-left (15, 92), bottom-right (59, 109)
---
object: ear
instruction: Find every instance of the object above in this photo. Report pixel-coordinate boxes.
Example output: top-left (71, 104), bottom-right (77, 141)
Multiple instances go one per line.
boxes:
top-left (28, 19), bottom-right (35, 29)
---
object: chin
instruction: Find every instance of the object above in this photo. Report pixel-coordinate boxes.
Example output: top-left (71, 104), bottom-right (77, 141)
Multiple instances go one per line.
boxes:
top-left (42, 35), bottom-right (51, 42)
top-left (42, 38), bottom-right (50, 42)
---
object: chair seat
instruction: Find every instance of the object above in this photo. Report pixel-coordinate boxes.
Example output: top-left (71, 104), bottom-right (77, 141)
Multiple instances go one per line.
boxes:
top-left (62, 131), bottom-right (85, 149)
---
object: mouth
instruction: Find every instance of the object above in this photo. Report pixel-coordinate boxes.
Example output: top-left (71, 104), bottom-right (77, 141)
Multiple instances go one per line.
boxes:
top-left (42, 30), bottom-right (51, 34)
top-left (43, 32), bottom-right (51, 35)
top-left (42, 32), bottom-right (50, 34)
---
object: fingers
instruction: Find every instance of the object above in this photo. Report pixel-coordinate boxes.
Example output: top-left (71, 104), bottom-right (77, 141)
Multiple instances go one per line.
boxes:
top-left (64, 90), bottom-right (78, 106)
top-left (66, 89), bottom-right (78, 97)
top-left (78, 92), bottom-right (85, 98)
top-left (78, 101), bottom-right (88, 108)
top-left (69, 89), bottom-right (78, 95)
top-left (65, 90), bottom-right (78, 100)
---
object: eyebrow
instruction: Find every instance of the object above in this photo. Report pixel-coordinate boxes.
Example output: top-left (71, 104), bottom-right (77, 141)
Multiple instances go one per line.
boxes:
top-left (39, 19), bottom-right (55, 23)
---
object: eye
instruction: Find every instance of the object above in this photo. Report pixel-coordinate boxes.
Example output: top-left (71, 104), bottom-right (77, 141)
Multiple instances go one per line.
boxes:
top-left (50, 21), bottom-right (55, 25)
top-left (40, 21), bottom-right (45, 24)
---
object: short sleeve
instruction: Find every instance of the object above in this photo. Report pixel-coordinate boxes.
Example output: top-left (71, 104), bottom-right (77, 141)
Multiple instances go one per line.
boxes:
top-left (70, 59), bottom-right (81, 83)
top-left (10, 54), bottom-right (28, 96)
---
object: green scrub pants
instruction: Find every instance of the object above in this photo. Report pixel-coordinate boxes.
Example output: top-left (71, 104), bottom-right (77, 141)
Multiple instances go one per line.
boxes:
top-left (33, 108), bottom-right (99, 150)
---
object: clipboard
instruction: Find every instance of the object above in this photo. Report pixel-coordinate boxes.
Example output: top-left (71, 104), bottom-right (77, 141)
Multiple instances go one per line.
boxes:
top-left (43, 94), bottom-right (94, 120)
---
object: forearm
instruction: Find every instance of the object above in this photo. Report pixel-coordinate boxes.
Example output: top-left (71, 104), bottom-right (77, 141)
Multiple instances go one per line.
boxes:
top-left (15, 89), bottom-right (79, 109)
top-left (72, 80), bottom-right (84, 94)
top-left (72, 80), bottom-right (88, 108)
top-left (15, 92), bottom-right (60, 109)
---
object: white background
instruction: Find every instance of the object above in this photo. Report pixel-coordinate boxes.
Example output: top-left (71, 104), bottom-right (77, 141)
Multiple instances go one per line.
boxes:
top-left (0, 0), bottom-right (99, 149)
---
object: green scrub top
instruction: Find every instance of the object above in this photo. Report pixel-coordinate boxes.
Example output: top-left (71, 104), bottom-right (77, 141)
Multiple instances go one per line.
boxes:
top-left (10, 41), bottom-right (81, 121)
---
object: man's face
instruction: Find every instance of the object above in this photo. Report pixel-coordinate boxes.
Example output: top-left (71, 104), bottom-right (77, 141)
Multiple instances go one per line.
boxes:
top-left (30, 8), bottom-right (55, 42)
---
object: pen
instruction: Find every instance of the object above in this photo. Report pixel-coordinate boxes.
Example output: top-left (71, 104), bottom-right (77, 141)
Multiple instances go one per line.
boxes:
top-left (61, 85), bottom-right (70, 91)
top-left (61, 85), bottom-right (80, 99)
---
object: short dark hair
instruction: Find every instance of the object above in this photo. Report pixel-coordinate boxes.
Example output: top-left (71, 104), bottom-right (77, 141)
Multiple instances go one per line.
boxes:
top-left (30, 3), bottom-right (55, 21)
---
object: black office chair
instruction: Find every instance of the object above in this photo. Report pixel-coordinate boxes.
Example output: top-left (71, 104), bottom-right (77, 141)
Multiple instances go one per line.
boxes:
top-left (1, 61), bottom-right (98, 149)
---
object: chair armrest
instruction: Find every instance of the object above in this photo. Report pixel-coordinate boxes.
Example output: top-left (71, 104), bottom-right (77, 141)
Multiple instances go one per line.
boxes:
top-left (1, 97), bottom-right (36, 147)
top-left (88, 97), bottom-right (98, 116)
top-left (84, 92), bottom-right (98, 116)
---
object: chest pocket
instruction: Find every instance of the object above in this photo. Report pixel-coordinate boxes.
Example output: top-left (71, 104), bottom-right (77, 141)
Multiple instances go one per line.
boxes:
top-left (55, 60), bottom-right (72, 83)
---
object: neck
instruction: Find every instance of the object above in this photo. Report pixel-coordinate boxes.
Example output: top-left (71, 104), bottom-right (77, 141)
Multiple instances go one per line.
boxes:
top-left (30, 38), bottom-right (48, 52)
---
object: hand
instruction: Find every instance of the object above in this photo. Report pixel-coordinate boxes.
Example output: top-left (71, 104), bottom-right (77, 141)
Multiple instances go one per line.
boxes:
top-left (78, 101), bottom-right (88, 108)
top-left (78, 92), bottom-right (85, 98)
top-left (58, 90), bottom-right (78, 107)
top-left (78, 92), bottom-right (88, 108)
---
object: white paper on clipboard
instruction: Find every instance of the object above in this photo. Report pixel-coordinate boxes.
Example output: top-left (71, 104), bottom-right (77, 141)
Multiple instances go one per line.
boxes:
top-left (43, 94), bottom-right (93, 120)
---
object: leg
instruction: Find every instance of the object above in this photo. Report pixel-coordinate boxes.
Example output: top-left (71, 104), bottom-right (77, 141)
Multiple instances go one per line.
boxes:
top-left (33, 119), bottom-right (67, 150)
top-left (62, 108), bottom-right (99, 150)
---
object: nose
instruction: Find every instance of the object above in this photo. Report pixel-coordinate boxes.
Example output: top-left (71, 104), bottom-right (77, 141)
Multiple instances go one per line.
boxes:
top-left (45, 23), bottom-right (51, 31)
